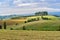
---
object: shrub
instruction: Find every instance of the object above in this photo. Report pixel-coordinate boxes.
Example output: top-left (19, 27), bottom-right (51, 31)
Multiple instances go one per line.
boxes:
top-left (27, 18), bottom-right (39, 22)
top-left (15, 23), bottom-right (18, 25)
top-left (42, 17), bottom-right (48, 20)
top-left (10, 28), bottom-right (13, 30)
top-left (24, 21), bottom-right (27, 23)
top-left (33, 18), bottom-right (36, 21)
top-left (37, 17), bottom-right (40, 21)
top-left (27, 19), bottom-right (32, 22)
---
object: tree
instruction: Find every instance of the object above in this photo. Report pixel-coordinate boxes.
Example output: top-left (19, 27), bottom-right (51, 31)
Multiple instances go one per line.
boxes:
top-left (4, 22), bottom-right (7, 29)
top-left (23, 26), bottom-right (26, 30)
top-left (43, 11), bottom-right (48, 15)
top-left (35, 11), bottom-right (48, 16)
top-left (35, 11), bottom-right (48, 19)
top-left (35, 12), bottom-right (42, 16)
top-left (0, 25), bottom-right (2, 29)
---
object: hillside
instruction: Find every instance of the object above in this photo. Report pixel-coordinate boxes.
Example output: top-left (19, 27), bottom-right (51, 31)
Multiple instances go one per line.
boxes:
top-left (14, 20), bottom-right (60, 31)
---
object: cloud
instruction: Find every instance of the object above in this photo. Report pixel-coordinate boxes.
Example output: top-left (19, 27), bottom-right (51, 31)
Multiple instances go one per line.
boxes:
top-left (39, 7), bottom-right (60, 12)
top-left (0, 0), bottom-right (59, 8)
top-left (12, 0), bottom-right (58, 8)
top-left (40, 0), bottom-right (45, 2)
top-left (0, 7), bottom-right (60, 16)
top-left (17, 3), bottom-right (38, 7)
top-left (0, 2), bottom-right (2, 6)
top-left (53, 3), bottom-right (60, 6)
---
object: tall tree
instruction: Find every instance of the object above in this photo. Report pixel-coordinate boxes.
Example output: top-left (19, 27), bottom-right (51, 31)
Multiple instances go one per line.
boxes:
top-left (43, 11), bottom-right (48, 15)
top-left (4, 22), bottom-right (7, 29)
top-left (35, 11), bottom-right (48, 19)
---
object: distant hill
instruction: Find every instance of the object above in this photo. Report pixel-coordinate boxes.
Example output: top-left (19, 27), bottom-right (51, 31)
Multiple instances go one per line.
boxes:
top-left (0, 12), bottom-right (60, 20)
top-left (0, 15), bottom-right (18, 20)
top-left (48, 12), bottom-right (60, 17)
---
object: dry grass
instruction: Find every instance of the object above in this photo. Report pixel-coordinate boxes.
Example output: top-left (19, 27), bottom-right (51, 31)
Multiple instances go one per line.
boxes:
top-left (0, 30), bottom-right (60, 40)
top-left (0, 18), bottom-right (26, 25)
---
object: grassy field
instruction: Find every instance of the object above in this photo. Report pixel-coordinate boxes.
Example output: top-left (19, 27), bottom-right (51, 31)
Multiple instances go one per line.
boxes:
top-left (13, 20), bottom-right (60, 31)
top-left (0, 30), bottom-right (60, 40)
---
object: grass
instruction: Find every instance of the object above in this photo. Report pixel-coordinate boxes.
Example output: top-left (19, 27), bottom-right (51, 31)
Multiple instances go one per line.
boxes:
top-left (0, 30), bottom-right (60, 40)
top-left (14, 20), bottom-right (60, 31)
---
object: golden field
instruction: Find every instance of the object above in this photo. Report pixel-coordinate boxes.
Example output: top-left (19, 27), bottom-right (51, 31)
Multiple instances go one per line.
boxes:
top-left (0, 30), bottom-right (60, 40)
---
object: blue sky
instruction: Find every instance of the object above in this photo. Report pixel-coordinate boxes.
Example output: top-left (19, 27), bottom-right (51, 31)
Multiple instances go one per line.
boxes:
top-left (0, 0), bottom-right (60, 16)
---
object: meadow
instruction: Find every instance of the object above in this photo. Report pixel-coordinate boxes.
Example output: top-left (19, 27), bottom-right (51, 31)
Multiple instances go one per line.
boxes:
top-left (13, 20), bottom-right (60, 31)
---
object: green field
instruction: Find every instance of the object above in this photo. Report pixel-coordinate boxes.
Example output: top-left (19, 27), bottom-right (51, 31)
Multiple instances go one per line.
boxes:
top-left (13, 20), bottom-right (60, 31)
top-left (0, 30), bottom-right (60, 40)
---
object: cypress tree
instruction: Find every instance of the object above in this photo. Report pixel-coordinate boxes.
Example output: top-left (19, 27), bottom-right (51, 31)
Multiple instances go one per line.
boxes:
top-left (23, 26), bottom-right (26, 30)
top-left (4, 22), bottom-right (6, 29)
top-left (0, 25), bottom-right (2, 29)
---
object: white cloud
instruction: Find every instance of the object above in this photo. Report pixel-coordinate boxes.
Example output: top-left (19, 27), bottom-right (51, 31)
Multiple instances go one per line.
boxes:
top-left (17, 3), bottom-right (38, 6)
top-left (39, 7), bottom-right (60, 12)
top-left (40, 0), bottom-right (45, 2)
top-left (13, 0), bottom-right (22, 4)
top-left (0, 2), bottom-right (2, 6)
top-left (0, 7), bottom-right (60, 16)
top-left (53, 3), bottom-right (60, 6)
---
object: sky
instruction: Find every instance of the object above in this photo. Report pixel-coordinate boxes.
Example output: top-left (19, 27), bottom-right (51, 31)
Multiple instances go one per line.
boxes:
top-left (0, 0), bottom-right (60, 16)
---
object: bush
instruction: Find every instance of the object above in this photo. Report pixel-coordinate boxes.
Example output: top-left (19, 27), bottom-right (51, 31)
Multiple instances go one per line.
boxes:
top-left (10, 28), bottom-right (13, 30)
top-left (15, 23), bottom-right (18, 25)
top-left (42, 17), bottom-right (48, 20)
top-left (42, 17), bottom-right (51, 20)
top-left (27, 19), bottom-right (32, 22)
top-left (24, 21), bottom-right (27, 23)
top-left (37, 17), bottom-right (40, 21)
top-left (33, 18), bottom-right (37, 21)
top-left (27, 18), bottom-right (39, 22)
